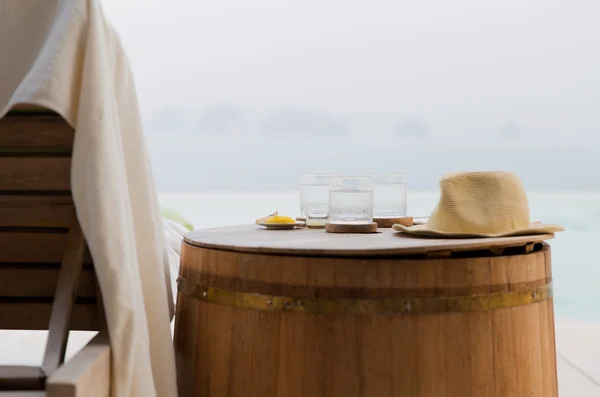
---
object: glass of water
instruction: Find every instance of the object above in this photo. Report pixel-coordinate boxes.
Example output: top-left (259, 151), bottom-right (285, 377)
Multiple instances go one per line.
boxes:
top-left (300, 174), bottom-right (338, 219)
top-left (328, 176), bottom-right (374, 224)
top-left (370, 174), bottom-right (408, 218)
top-left (305, 200), bottom-right (329, 228)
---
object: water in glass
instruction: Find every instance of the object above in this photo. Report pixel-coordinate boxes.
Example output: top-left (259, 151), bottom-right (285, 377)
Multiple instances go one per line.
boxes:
top-left (328, 189), bottom-right (373, 224)
top-left (300, 174), bottom-right (337, 218)
top-left (306, 200), bottom-right (328, 228)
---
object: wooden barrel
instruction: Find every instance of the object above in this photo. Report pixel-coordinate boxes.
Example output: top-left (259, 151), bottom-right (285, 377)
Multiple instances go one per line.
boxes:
top-left (175, 225), bottom-right (558, 397)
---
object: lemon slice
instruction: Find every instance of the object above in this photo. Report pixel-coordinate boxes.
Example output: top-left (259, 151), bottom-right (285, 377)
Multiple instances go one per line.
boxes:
top-left (264, 215), bottom-right (296, 224)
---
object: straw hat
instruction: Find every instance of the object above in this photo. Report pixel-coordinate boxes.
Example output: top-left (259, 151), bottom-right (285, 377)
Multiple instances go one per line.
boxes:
top-left (393, 171), bottom-right (564, 238)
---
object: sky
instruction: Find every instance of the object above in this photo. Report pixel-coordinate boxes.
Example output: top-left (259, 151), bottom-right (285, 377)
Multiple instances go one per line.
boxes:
top-left (102, 0), bottom-right (599, 140)
top-left (100, 0), bottom-right (600, 191)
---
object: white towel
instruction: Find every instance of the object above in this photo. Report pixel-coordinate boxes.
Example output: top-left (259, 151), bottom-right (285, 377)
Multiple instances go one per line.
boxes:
top-left (163, 219), bottom-right (185, 302)
top-left (0, 1), bottom-right (177, 397)
top-left (163, 219), bottom-right (189, 253)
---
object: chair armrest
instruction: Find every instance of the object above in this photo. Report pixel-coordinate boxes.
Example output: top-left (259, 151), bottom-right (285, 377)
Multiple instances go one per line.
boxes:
top-left (46, 332), bottom-right (111, 397)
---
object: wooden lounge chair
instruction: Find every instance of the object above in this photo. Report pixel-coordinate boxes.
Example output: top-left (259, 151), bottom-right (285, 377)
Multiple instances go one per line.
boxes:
top-left (0, 107), bottom-right (110, 397)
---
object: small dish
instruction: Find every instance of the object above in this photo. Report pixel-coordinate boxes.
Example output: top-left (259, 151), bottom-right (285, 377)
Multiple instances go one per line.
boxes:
top-left (257, 221), bottom-right (305, 230)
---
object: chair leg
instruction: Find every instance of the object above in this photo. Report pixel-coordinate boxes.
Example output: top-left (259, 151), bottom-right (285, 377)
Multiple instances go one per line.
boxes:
top-left (94, 276), bottom-right (107, 331)
top-left (41, 213), bottom-right (85, 377)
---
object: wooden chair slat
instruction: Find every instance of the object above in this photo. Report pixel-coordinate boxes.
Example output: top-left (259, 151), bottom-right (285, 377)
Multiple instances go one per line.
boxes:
top-left (0, 158), bottom-right (71, 191)
top-left (0, 109), bottom-right (107, 395)
top-left (0, 392), bottom-right (46, 397)
top-left (0, 232), bottom-right (92, 263)
top-left (0, 196), bottom-right (74, 228)
top-left (0, 302), bottom-right (98, 331)
top-left (0, 265), bottom-right (96, 299)
top-left (0, 113), bottom-right (74, 151)
top-left (0, 367), bottom-right (44, 391)
top-left (46, 332), bottom-right (110, 397)
top-left (42, 218), bottom-right (86, 376)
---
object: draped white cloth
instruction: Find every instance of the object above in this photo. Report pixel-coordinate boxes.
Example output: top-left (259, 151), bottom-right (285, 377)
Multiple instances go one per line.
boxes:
top-left (0, 1), bottom-right (178, 396)
top-left (163, 219), bottom-right (187, 302)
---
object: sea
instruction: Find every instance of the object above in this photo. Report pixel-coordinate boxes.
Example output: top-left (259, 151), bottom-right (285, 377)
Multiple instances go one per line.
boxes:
top-left (159, 190), bottom-right (600, 322)
top-left (2, 190), bottom-right (598, 366)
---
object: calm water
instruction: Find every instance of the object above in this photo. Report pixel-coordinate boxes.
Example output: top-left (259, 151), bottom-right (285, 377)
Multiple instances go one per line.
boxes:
top-left (159, 190), bottom-right (600, 322)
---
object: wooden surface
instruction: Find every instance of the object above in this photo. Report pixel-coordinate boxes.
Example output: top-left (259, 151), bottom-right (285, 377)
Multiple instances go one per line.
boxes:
top-left (42, 217), bottom-right (86, 376)
top-left (0, 158), bottom-right (71, 191)
top-left (0, 265), bottom-right (96, 299)
top-left (325, 222), bottom-right (378, 234)
top-left (374, 216), bottom-right (413, 228)
top-left (0, 367), bottom-right (44, 390)
top-left (0, 391), bottom-right (46, 397)
top-left (0, 111), bottom-right (106, 394)
top-left (0, 303), bottom-right (98, 331)
top-left (46, 332), bottom-right (111, 397)
top-left (184, 224), bottom-right (555, 257)
top-left (0, 112), bottom-right (74, 151)
top-left (175, 238), bottom-right (559, 397)
top-left (0, 232), bottom-right (93, 263)
top-left (0, 196), bottom-right (74, 228)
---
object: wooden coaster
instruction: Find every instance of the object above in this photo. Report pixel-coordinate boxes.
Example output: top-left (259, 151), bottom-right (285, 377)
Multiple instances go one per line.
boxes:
top-left (325, 222), bottom-right (378, 234)
top-left (374, 216), bottom-right (414, 228)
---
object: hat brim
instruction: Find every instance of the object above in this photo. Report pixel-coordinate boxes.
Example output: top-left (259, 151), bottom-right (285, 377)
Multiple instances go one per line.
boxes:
top-left (392, 222), bottom-right (564, 238)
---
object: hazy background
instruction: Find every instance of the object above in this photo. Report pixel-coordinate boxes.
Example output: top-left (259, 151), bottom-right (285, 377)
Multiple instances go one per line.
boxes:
top-left (101, 0), bottom-right (600, 192)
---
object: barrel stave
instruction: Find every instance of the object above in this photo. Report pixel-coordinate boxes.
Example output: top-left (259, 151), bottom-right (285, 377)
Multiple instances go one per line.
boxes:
top-left (175, 243), bottom-right (557, 397)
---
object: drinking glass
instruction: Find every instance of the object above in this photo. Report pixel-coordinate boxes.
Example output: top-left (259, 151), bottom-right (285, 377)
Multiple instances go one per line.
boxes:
top-left (328, 176), bottom-right (374, 224)
top-left (370, 174), bottom-right (408, 218)
top-left (305, 200), bottom-right (328, 228)
top-left (300, 174), bottom-right (338, 219)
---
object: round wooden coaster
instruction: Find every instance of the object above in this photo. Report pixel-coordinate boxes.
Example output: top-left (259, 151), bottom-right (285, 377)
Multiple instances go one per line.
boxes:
top-left (325, 222), bottom-right (378, 234)
top-left (374, 216), bottom-right (414, 228)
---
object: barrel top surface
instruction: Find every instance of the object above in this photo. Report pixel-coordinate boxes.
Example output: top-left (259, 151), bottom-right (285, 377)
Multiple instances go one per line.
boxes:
top-left (184, 224), bottom-right (554, 257)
